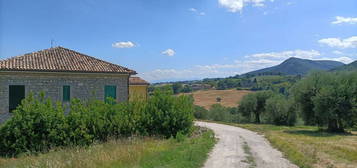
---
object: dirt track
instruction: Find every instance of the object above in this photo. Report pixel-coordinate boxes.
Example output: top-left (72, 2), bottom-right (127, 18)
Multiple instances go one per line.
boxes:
top-left (196, 121), bottom-right (299, 168)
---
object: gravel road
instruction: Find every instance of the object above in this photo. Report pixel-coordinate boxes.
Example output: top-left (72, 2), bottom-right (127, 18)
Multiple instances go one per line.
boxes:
top-left (196, 121), bottom-right (299, 168)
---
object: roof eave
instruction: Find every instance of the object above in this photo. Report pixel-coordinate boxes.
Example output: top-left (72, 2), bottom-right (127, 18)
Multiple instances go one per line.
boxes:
top-left (0, 69), bottom-right (135, 75)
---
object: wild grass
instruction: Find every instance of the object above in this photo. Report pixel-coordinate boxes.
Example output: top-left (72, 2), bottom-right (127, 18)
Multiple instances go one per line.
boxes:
top-left (234, 124), bottom-right (357, 168)
top-left (0, 127), bottom-right (216, 168)
top-left (241, 136), bottom-right (256, 168)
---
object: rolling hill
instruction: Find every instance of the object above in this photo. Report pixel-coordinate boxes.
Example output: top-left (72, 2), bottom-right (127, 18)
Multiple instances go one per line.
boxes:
top-left (331, 60), bottom-right (357, 72)
top-left (244, 57), bottom-right (345, 76)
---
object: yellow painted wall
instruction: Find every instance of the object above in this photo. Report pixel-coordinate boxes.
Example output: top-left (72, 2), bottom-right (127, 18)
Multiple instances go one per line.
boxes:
top-left (129, 85), bottom-right (148, 101)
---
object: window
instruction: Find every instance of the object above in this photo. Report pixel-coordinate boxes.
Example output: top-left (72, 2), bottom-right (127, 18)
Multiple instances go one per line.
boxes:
top-left (105, 85), bottom-right (117, 102)
top-left (9, 85), bottom-right (25, 112)
top-left (63, 85), bottom-right (70, 102)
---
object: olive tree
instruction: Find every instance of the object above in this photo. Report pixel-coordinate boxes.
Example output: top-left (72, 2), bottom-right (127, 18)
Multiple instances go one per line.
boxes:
top-left (265, 94), bottom-right (297, 126)
top-left (239, 91), bottom-right (273, 123)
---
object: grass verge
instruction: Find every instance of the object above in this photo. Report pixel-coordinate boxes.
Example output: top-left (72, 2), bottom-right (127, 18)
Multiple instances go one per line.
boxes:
top-left (241, 136), bottom-right (256, 168)
top-left (0, 127), bottom-right (216, 168)
top-left (230, 123), bottom-right (357, 168)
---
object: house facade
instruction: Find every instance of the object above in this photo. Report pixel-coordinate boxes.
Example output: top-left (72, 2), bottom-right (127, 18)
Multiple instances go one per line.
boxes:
top-left (0, 47), bottom-right (136, 122)
top-left (129, 77), bottom-right (149, 100)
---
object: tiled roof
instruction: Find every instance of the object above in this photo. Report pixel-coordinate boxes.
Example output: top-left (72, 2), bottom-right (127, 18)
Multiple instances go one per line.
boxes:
top-left (0, 46), bottom-right (136, 74)
top-left (129, 77), bottom-right (149, 85)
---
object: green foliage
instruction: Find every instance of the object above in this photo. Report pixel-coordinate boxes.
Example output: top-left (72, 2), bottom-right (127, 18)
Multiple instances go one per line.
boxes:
top-left (144, 91), bottom-right (194, 137)
top-left (238, 91), bottom-right (297, 126)
top-left (172, 83), bottom-right (183, 94)
top-left (208, 104), bottom-right (230, 122)
top-left (181, 85), bottom-right (193, 93)
top-left (193, 104), bottom-right (240, 123)
top-left (0, 91), bottom-right (194, 156)
top-left (217, 78), bottom-right (241, 90)
top-left (291, 72), bottom-right (324, 126)
top-left (0, 93), bottom-right (67, 156)
top-left (292, 71), bottom-right (357, 132)
top-left (175, 131), bottom-right (187, 142)
top-left (311, 72), bottom-right (357, 132)
top-left (193, 105), bottom-right (209, 120)
top-left (265, 95), bottom-right (297, 126)
top-left (239, 91), bottom-right (273, 123)
top-left (149, 85), bottom-right (174, 95)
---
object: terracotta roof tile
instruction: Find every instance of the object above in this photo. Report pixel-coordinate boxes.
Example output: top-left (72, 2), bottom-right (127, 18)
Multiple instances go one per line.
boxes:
top-left (0, 46), bottom-right (136, 74)
top-left (129, 77), bottom-right (149, 85)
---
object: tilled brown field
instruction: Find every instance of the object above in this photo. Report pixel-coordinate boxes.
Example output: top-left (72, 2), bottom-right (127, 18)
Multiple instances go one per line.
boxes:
top-left (187, 89), bottom-right (253, 109)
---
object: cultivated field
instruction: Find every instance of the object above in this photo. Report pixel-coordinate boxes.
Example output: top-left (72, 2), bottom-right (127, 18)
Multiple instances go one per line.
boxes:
top-left (188, 89), bottom-right (252, 109)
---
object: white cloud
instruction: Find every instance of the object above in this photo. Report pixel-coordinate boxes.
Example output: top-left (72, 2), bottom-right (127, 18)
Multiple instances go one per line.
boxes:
top-left (112, 41), bottom-right (136, 48)
top-left (332, 50), bottom-right (343, 55)
top-left (318, 36), bottom-right (357, 49)
top-left (161, 49), bottom-right (176, 56)
top-left (189, 8), bottom-right (205, 16)
top-left (218, 0), bottom-right (271, 13)
top-left (189, 8), bottom-right (197, 12)
top-left (318, 56), bottom-right (353, 64)
top-left (331, 16), bottom-right (357, 25)
top-left (249, 50), bottom-right (321, 59)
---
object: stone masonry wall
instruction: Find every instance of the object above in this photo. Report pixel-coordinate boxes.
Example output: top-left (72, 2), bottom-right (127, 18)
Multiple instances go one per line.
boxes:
top-left (0, 71), bottom-right (129, 123)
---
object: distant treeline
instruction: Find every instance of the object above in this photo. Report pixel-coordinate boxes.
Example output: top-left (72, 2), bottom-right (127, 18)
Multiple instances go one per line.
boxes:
top-left (195, 71), bottom-right (357, 133)
top-left (150, 73), bottom-right (302, 95)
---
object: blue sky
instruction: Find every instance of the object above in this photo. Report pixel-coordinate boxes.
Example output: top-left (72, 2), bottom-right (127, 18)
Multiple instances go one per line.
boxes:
top-left (1, 0), bottom-right (356, 82)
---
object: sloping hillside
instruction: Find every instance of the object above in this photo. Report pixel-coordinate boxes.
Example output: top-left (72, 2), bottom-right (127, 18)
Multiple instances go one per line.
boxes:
top-left (245, 57), bottom-right (344, 76)
top-left (331, 60), bottom-right (357, 71)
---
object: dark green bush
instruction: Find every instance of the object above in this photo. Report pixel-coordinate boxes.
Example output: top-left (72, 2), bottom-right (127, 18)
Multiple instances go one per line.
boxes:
top-left (0, 93), bottom-right (67, 156)
top-left (193, 105), bottom-right (209, 119)
top-left (144, 91), bottom-right (194, 137)
top-left (0, 91), bottom-right (194, 156)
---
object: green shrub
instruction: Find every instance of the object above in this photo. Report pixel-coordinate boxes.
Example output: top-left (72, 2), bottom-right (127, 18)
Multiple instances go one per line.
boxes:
top-left (0, 91), bottom-right (194, 157)
top-left (193, 105), bottom-right (209, 119)
top-left (144, 91), bottom-right (194, 137)
top-left (0, 93), bottom-right (67, 156)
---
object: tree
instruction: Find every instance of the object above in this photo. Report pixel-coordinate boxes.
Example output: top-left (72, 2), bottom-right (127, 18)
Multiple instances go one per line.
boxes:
top-left (239, 91), bottom-right (273, 123)
top-left (265, 94), bottom-right (297, 126)
top-left (216, 97), bottom-right (222, 102)
top-left (172, 83), bottom-right (183, 94)
top-left (208, 104), bottom-right (230, 122)
top-left (182, 85), bottom-right (192, 93)
top-left (254, 91), bottom-right (273, 123)
top-left (239, 93), bottom-right (257, 122)
top-left (291, 72), bottom-right (325, 126)
top-left (292, 71), bottom-right (357, 132)
top-left (312, 72), bottom-right (357, 132)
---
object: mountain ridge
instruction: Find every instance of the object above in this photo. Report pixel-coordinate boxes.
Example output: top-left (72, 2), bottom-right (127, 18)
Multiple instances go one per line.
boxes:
top-left (243, 57), bottom-right (345, 76)
top-left (331, 60), bottom-right (357, 72)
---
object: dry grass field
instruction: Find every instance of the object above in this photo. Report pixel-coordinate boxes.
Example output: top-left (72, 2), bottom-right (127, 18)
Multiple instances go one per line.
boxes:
top-left (187, 89), bottom-right (253, 109)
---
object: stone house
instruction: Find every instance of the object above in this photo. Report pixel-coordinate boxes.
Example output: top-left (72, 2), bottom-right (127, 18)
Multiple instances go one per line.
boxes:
top-left (129, 76), bottom-right (149, 100)
top-left (0, 47), bottom-right (136, 122)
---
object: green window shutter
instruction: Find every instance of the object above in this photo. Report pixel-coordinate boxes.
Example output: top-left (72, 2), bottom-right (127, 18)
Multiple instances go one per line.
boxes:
top-left (105, 85), bottom-right (117, 102)
top-left (63, 85), bottom-right (70, 102)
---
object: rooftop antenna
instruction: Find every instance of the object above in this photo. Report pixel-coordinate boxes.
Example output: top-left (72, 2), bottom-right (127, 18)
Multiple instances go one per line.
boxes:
top-left (50, 39), bottom-right (55, 48)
